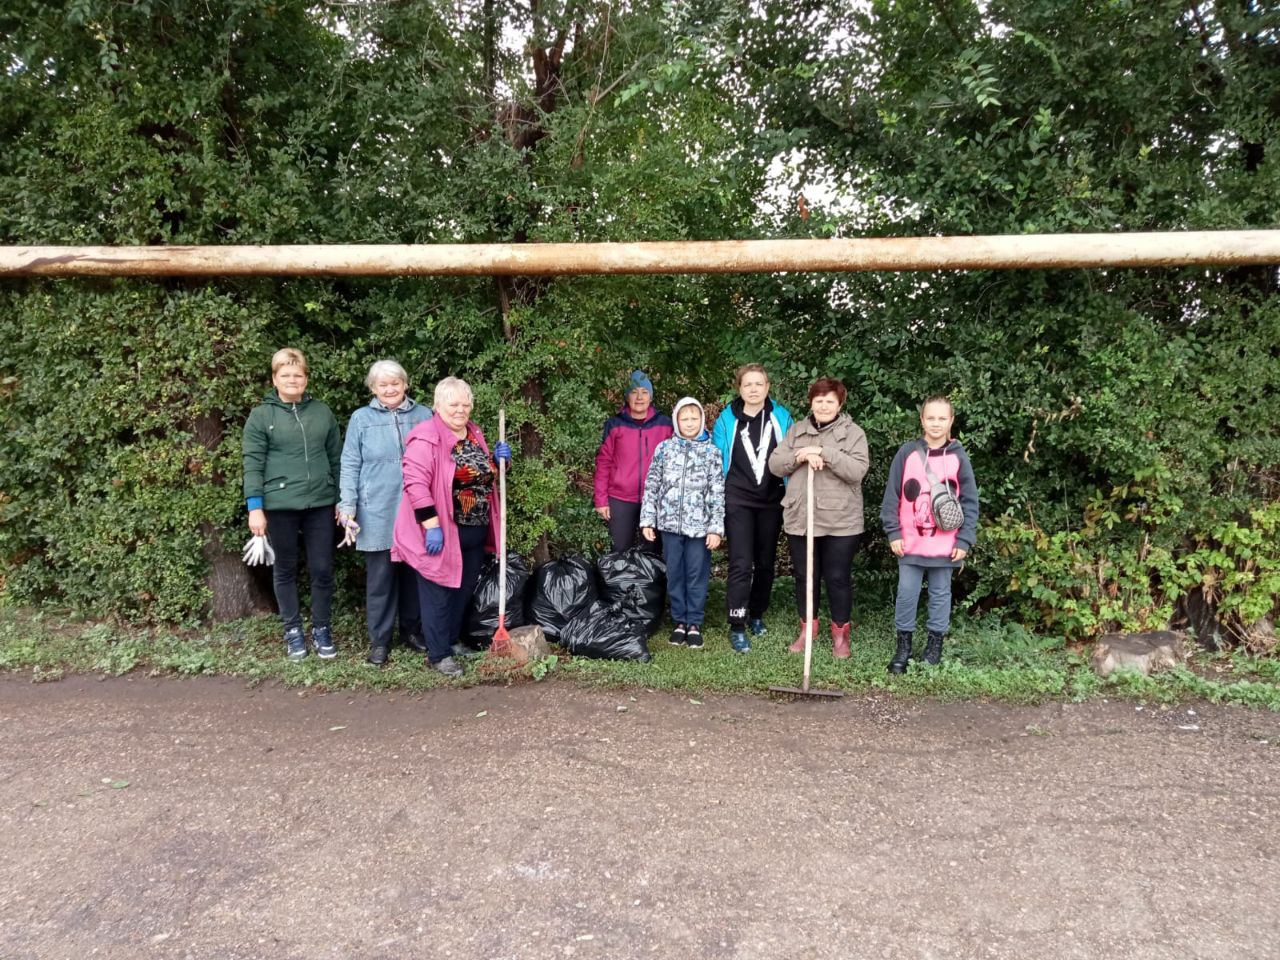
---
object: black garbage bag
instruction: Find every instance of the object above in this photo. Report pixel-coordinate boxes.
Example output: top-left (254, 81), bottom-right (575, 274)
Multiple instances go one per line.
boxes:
top-left (528, 555), bottom-right (598, 639)
top-left (559, 596), bottom-right (652, 662)
top-left (465, 552), bottom-right (530, 642)
top-left (596, 547), bottom-right (666, 635)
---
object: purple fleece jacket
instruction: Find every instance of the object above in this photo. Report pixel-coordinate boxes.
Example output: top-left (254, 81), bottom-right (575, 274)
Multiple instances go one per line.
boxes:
top-left (593, 405), bottom-right (675, 507)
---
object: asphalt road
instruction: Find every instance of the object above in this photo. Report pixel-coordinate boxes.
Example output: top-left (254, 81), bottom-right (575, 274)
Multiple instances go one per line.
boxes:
top-left (2, 674), bottom-right (1278, 959)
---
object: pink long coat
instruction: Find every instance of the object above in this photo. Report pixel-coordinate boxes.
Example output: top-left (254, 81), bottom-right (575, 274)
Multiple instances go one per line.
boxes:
top-left (391, 415), bottom-right (498, 588)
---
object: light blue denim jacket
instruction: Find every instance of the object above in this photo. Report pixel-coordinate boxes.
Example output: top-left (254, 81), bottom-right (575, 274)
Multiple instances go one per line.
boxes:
top-left (338, 397), bottom-right (433, 551)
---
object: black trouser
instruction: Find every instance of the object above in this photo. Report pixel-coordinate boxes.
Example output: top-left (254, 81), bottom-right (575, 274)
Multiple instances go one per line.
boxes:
top-left (267, 505), bottom-right (335, 631)
top-left (787, 533), bottom-right (863, 625)
top-left (364, 549), bottom-right (422, 649)
top-left (725, 503), bottom-right (784, 628)
top-left (415, 523), bottom-right (487, 664)
top-left (607, 497), bottom-right (662, 555)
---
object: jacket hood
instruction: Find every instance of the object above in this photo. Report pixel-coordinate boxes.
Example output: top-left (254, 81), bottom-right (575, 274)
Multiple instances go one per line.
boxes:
top-left (918, 436), bottom-right (962, 454)
top-left (264, 389), bottom-right (312, 407)
top-left (672, 396), bottom-right (708, 441)
top-left (730, 396), bottom-right (774, 422)
top-left (615, 403), bottom-right (659, 423)
top-left (369, 395), bottom-right (419, 413)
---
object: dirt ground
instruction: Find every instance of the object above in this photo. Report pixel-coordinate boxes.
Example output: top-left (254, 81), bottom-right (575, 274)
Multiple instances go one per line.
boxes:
top-left (1, 674), bottom-right (1278, 960)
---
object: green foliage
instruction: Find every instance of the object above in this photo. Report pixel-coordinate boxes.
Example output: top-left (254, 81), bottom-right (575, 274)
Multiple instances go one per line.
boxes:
top-left (979, 482), bottom-right (1280, 643)
top-left (1, 0), bottom-right (1278, 655)
top-left (0, 1), bottom-right (774, 617)
top-left (736, 0), bottom-right (1280, 643)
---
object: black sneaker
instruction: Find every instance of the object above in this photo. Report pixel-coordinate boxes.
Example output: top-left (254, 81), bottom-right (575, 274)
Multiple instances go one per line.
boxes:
top-left (366, 645), bottom-right (389, 666)
top-left (669, 623), bottom-right (687, 646)
top-left (685, 625), bottom-right (704, 649)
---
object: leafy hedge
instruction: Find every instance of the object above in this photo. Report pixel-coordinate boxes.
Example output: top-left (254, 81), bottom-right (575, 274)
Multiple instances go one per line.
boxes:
top-left (2, 1), bottom-right (1278, 649)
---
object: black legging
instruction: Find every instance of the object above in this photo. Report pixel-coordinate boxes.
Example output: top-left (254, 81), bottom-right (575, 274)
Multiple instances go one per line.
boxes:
top-left (724, 503), bottom-right (783, 627)
top-left (787, 533), bottom-right (863, 625)
top-left (267, 505), bottom-right (335, 631)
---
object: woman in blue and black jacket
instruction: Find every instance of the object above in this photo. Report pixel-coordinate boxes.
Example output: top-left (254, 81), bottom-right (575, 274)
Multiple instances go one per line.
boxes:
top-left (711, 364), bottom-right (795, 654)
top-left (337, 360), bottom-right (433, 666)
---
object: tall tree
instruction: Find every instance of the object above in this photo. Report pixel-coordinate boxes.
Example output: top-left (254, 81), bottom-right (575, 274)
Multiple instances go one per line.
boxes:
top-left (740, 0), bottom-right (1280, 640)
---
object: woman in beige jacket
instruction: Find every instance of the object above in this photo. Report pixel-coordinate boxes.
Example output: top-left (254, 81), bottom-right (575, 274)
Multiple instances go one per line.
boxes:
top-left (767, 378), bottom-right (869, 659)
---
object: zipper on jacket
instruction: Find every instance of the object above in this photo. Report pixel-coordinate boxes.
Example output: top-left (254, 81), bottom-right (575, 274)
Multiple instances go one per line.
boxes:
top-left (677, 442), bottom-right (688, 532)
top-left (640, 432), bottom-right (648, 500)
top-left (291, 403), bottom-right (310, 471)
top-left (394, 408), bottom-right (405, 456)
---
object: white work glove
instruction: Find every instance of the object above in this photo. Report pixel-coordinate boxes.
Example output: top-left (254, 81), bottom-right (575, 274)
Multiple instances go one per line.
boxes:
top-left (242, 535), bottom-right (276, 566)
top-left (337, 512), bottom-right (361, 548)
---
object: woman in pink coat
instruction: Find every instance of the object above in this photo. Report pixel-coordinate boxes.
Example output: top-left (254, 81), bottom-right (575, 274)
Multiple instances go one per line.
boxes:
top-left (391, 377), bottom-right (511, 677)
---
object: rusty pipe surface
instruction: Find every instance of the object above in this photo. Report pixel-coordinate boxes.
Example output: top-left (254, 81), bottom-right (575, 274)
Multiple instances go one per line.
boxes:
top-left (2, 232), bottom-right (1279, 277)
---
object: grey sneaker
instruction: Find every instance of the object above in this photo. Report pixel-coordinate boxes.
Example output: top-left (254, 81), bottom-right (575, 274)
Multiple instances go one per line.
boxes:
top-left (285, 627), bottom-right (307, 660)
top-left (312, 625), bottom-right (337, 659)
top-left (451, 642), bottom-right (482, 660)
top-left (432, 656), bottom-right (464, 678)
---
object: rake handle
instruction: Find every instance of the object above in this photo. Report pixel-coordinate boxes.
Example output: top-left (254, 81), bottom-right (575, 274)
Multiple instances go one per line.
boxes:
top-left (497, 408), bottom-right (507, 623)
top-left (803, 464), bottom-right (814, 693)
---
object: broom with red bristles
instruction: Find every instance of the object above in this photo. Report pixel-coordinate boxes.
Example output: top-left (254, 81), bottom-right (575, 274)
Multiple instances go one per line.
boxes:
top-left (490, 408), bottom-right (512, 657)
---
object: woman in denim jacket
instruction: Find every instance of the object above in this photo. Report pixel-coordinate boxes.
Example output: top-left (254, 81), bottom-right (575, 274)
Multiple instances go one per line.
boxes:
top-left (338, 360), bottom-right (433, 665)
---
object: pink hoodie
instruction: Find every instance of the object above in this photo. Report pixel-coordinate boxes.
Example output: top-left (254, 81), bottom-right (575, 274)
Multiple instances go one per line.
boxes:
top-left (391, 415), bottom-right (497, 587)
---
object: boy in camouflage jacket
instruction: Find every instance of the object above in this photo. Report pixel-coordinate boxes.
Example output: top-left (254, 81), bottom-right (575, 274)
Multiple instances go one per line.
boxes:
top-left (640, 397), bottom-right (725, 648)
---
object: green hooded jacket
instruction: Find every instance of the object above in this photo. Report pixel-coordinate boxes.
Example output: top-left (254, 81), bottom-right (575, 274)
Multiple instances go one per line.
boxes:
top-left (242, 391), bottom-right (341, 511)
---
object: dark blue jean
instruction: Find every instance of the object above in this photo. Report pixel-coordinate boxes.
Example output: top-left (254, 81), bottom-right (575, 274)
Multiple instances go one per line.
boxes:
top-left (267, 505), bottom-right (335, 631)
top-left (415, 523), bottom-right (487, 663)
top-left (364, 549), bottom-right (422, 648)
top-left (660, 532), bottom-right (711, 627)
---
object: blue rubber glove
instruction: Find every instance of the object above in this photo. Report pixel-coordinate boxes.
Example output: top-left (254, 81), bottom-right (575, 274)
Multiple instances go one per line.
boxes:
top-left (494, 441), bottom-right (512, 465)
top-left (424, 527), bottom-right (444, 555)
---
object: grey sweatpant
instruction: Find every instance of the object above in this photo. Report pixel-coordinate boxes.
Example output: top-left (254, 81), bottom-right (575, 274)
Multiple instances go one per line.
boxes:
top-left (894, 562), bottom-right (953, 634)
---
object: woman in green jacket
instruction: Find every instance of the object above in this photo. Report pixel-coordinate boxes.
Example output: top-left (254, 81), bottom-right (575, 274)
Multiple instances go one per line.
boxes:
top-left (242, 348), bottom-right (342, 661)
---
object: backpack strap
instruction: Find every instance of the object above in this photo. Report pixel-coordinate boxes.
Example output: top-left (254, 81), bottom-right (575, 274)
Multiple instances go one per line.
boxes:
top-left (916, 441), bottom-right (944, 487)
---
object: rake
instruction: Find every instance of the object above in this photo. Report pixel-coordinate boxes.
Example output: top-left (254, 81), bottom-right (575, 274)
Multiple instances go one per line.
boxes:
top-left (769, 464), bottom-right (843, 700)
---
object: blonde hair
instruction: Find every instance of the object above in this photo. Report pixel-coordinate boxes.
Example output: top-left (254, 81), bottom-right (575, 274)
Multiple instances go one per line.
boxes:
top-left (433, 376), bottom-right (473, 409)
top-left (271, 347), bottom-right (308, 375)
top-left (734, 363), bottom-right (769, 388)
top-left (366, 359), bottom-right (409, 391)
top-left (920, 395), bottom-right (954, 416)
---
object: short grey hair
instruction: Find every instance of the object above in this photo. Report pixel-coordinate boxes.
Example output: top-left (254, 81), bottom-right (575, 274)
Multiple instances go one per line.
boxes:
top-left (433, 376), bottom-right (473, 409)
top-left (365, 359), bottom-right (409, 392)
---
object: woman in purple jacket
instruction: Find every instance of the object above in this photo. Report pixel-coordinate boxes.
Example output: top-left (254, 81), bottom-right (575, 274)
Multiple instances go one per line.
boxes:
top-left (593, 369), bottom-right (674, 552)
top-left (391, 377), bottom-right (511, 677)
